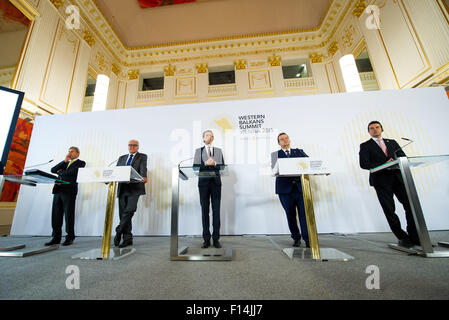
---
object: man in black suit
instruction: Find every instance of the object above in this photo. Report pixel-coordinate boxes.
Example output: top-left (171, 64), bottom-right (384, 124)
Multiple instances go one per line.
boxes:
top-left (359, 121), bottom-right (420, 248)
top-left (114, 140), bottom-right (147, 248)
top-left (45, 146), bottom-right (86, 246)
top-left (193, 130), bottom-right (225, 249)
top-left (271, 132), bottom-right (309, 248)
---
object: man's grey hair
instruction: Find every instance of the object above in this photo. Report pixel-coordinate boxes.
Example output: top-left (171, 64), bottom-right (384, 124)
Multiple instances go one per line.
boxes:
top-left (202, 130), bottom-right (214, 138)
top-left (69, 146), bottom-right (80, 154)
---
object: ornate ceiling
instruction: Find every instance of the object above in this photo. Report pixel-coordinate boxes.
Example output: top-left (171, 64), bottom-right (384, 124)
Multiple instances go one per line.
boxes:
top-left (94, 0), bottom-right (332, 48)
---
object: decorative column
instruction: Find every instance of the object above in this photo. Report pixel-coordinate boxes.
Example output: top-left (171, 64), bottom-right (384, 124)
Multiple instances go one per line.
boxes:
top-left (268, 55), bottom-right (284, 96)
top-left (234, 59), bottom-right (248, 99)
top-left (164, 64), bottom-right (176, 104)
top-left (196, 63), bottom-right (208, 101)
top-left (125, 69), bottom-right (139, 108)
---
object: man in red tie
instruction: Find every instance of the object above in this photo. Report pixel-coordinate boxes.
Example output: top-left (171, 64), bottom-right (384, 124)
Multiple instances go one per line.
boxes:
top-left (359, 121), bottom-right (420, 248)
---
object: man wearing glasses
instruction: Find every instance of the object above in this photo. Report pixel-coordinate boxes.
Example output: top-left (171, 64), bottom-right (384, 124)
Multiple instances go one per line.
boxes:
top-left (271, 133), bottom-right (310, 248)
top-left (114, 140), bottom-right (148, 248)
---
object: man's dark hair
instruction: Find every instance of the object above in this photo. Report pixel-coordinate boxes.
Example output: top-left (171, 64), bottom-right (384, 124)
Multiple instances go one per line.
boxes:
top-left (277, 132), bottom-right (288, 143)
top-left (69, 146), bottom-right (80, 154)
top-left (367, 121), bottom-right (383, 132)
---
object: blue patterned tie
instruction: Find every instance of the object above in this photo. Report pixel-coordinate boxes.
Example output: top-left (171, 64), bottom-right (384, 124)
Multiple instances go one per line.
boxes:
top-left (126, 154), bottom-right (134, 166)
top-left (285, 150), bottom-right (290, 158)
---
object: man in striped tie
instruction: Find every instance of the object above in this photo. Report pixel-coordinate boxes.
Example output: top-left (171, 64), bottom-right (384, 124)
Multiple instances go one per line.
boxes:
top-left (359, 121), bottom-right (420, 248)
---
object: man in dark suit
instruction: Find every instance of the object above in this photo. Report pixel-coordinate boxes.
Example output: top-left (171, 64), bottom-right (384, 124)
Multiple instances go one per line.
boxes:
top-left (45, 146), bottom-right (86, 246)
top-left (359, 121), bottom-right (420, 248)
top-left (114, 140), bottom-right (147, 248)
top-left (193, 130), bottom-right (225, 249)
top-left (271, 132), bottom-right (309, 248)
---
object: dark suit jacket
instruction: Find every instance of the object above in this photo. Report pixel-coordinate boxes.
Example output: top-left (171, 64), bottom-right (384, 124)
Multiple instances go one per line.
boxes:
top-left (359, 138), bottom-right (406, 187)
top-left (193, 146), bottom-right (225, 187)
top-left (51, 159), bottom-right (86, 195)
top-left (116, 152), bottom-right (148, 196)
top-left (271, 148), bottom-right (308, 194)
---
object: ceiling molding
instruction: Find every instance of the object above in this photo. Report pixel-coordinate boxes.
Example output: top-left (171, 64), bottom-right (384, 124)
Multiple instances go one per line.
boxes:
top-left (68, 0), bottom-right (354, 68)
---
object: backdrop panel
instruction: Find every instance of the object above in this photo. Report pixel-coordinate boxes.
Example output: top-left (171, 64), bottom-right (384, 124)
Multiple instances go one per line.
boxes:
top-left (11, 87), bottom-right (449, 236)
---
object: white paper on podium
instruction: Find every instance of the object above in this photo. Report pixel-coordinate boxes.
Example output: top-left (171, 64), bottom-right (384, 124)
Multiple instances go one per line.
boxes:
top-left (277, 158), bottom-right (330, 176)
top-left (77, 166), bottom-right (142, 183)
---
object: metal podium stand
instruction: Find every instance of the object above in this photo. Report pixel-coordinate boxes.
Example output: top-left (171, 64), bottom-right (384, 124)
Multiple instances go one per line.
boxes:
top-left (275, 158), bottom-right (354, 261)
top-left (370, 155), bottom-right (449, 258)
top-left (71, 166), bottom-right (143, 260)
top-left (170, 165), bottom-right (232, 261)
top-left (0, 170), bottom-right (67, 257)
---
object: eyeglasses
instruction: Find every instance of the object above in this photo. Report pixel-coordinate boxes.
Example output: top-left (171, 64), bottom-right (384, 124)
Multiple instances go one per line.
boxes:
top-left (128, 144), bottom-right (138, 147)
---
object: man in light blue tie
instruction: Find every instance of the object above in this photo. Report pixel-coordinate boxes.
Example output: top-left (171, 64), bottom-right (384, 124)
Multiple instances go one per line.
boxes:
top-left (114, 140), bottom-right (148, 248)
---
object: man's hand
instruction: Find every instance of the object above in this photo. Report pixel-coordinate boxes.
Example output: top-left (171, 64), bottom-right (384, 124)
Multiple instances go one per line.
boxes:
top-left (64, 153), bottom-right (71, 162)
top-left (205, 157), bottom-right (216, 166)
top-left (142, 177), bottom-right (148, 183)
top-left (386, 158), bottom-right (394, 162)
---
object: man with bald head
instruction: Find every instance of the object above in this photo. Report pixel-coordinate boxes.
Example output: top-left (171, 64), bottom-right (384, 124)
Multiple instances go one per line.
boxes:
top-left (114, 140), bottom-right (148, 248)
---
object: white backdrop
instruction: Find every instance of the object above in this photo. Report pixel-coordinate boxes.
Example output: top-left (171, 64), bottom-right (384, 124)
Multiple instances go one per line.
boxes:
top-left (11, 87), bottom-right (449, 237)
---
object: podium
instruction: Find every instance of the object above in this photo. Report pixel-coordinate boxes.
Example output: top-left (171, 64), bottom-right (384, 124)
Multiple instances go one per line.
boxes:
top-left (0, 170), bottom-right (69, 257)
top-left (275, 158), bottom-right (354, 261)
top-left (170, 164), bottom-right (232, 261)
top-left (71, 166), bottom-right (144, 260)
top-left (370, 155), bottom-right (449, 258)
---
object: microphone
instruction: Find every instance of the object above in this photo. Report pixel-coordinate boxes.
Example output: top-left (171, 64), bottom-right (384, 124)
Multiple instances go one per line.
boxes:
top-left (24, 159), bottom-right (53, 169)
top-left (178, 157), bottom-right (194, 168)
top-left (392, 137), bottom-right (414, 159)
top-left (107, 157), bottom-right (120, 167)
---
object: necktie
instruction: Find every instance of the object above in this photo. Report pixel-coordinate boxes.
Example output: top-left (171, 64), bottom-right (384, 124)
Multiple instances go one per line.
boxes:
top-left (377, 138), bottom-right (388, 157)
top-left (285, 150), bottom-right (290, 157)
top-left (208, 147), bottom-right (212, 158)
top-left (126, 154), bottom-right (134, 166)
top-left (67, 160), bottom-right (73, 168)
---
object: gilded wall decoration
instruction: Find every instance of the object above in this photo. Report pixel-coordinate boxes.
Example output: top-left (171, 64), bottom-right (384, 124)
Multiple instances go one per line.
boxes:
top-left (268, 55), bottom-right (281, 67)
top-left (83, 30), bottom-right (95, 46)
top-left (50, 0), bottom-right (64, 9)
top-left (111, 63), bottom-right (121, 76)
top-left (310, 53), bottom-right (323, 63)
top-left (94, 50), bottom-right (109, 73)
top-left (195, 63), bottom-right (208, 74)
top-left (164, 64), bottom-right (176, 76)
top-left (352, 0), bottom-right (367, 17)
top-left (234, 59), bottom-right (247, 70)
top-left (128, 69), bottom-right (139, 80)
top-left (328, 41), bottom-right (339, 57)
top-left (342, 25), bottom-right (355, 49)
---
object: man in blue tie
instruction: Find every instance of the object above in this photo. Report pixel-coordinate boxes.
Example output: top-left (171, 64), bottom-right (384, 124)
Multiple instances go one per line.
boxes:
top-left (271, 133), bottom-right (309, 248)
top-left (114, 140), bottom-right (148, 248)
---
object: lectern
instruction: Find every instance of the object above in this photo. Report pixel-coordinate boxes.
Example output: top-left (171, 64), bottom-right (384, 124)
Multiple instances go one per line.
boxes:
top-left (0, 170), bottom-right (69, 257)
top-left (274, 158), bottom-right (354, 261)
top-left (370, 155), bottom-right (449, 258)
top-left (71, 166), bottom-right (144, 260)
top-left (170, 164), bottom-right (232, 261)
